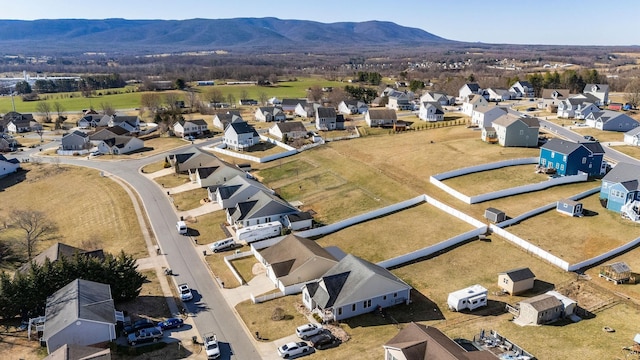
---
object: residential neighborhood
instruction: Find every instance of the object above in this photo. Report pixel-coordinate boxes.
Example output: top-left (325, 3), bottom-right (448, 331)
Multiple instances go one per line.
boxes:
top-left (2, 18), bottom-right (640, 360)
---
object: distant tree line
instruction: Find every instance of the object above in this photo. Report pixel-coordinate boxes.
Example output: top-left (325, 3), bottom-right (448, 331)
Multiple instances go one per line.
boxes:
top-left (17, 73), bottom-right (126, 94)
top-left (0, 251), bottom-right (145, 319)
top-left (356, 71), bottom-right (382, 85)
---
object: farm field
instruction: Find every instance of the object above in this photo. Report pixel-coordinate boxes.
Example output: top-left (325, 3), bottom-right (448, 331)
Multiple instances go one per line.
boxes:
top-left (506, 193), bottom-right (640, 264)
top-left (315, 203), bottom-right (476, 263)
top-left (0, 77), bottom-right (350, 114)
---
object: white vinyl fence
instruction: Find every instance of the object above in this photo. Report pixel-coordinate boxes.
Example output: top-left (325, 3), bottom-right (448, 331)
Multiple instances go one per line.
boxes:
top-left (569, 235), bottom-right (640, 271)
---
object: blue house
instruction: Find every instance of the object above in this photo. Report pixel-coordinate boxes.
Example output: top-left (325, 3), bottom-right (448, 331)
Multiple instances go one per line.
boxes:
top-left (600, 163), bottom-right (640, 217)
top-left (539, 139), bottom-right (605, 176)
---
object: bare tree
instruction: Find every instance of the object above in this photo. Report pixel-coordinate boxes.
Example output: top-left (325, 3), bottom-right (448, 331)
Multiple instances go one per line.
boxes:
top-left (164, 93), bottom-right (180, 113)
top-left (307, 85), bottom-right (323, 102)
top-left (184, 89), bottom-right (198, 111)
top-left (53, 101), bottom-right (66, 129)
top-left (240, 89), bottom-right (249, 100)
top-left (141, 93), bottom-right (162, 114)
top-left (226, 93), bottom-right (237, 108)
top-left (624, 79), bottom-right (640, 108)
top-left (259, 92), bottom-right (268, 105)
top-left (36, 101), bottom-right (52, 123)
top-left (204, 88), bottom-right (224, 105)
top-left (100, 102), bottom-right (115, 116)
top-left (10, 209), bottom-right (58, 261)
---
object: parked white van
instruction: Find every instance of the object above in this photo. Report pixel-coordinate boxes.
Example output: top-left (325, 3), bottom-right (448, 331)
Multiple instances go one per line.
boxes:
top-left (210, 238), bottom-right (236, 253)
top-left (176, 221), bottom-right (188, 235)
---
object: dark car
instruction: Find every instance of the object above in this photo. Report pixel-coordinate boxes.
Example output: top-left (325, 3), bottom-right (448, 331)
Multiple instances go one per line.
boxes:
top-left (127, 327), bottom-right (163, 346)
top-left (309, 333), bottom-right (340, 350)
top-left (583, 135), bottom-right (597, 141)
top-left (123, 318), bottom-right (155, 335)
top-left (157, 317), bottom-right (184, 330)
top-left (526, 107), bottom-right (536, 112)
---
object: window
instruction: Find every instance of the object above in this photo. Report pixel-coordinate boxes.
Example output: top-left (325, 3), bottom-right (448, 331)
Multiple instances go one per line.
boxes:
top-left (563, 155), bottom-right (567, 162)
top-left (352, 304), bottom-right (356, 312)
top-left (338, 308), bottom-right (342, 316)
top-left (519, 129), bottom-right (524, 135)
top-left (551, 152), bottom-right (555, 158)
top-left (383, 295), bottom-right (387, 300)
top-left (363, 300), bottom-right (371, 309)
top-left (393, 293), bottom-right (397, 298)
top-left (503, 278), bottom-right (509, 284)
top-left (541, 159), bottom-right (546, 166)
top-left (582, 157), bottom-right (587, 164)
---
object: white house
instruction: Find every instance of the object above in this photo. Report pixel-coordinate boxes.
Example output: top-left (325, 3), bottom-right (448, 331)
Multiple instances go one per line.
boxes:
top-left (365, 108), bottom-right (397, 127)
top-left (458, 83), bottom-right (481, 102)
top-left (0, 154), bottom-right (20, 177)
top-left (461, 94), bottom-right (488, 117)
top-left (94, 136), bottom-right (144, 155)
top-left (418, 102), bottom-right (444, 122)
top-left (510, 81), bottom-right (535, 98)
top-left (420, 91), bottom-right (455, 106)
top-left (585, 110), bottom-right (640, 132)
top-left (254, 107), bottom-right (286, 122)
top-left (624, 127), bottom-right (640, 146)
top-left (583, 84), bottom-right (609, 106)
top-left (213, 112), bottom-right (243, 130)
top-left (471, 105), bottom-right (507, 128)
top-left (268, 121), bottom-right (308, 140)
top-left (338, 100), bottom-right (368, 115)
top-left (173, 119), bottom-right (208, 138)
top-left (386, 90), bottom-right (412, 110)
top-left (486, 88), bottom-right (512, 102)
top-left (42, 279), bottom-right (117, 354)
top-left (315, 107), bottom-right (337, 131)
top-left (302, 254), bottom-right (411, 322)
top-left (223, 121), bottom-right (260, 151)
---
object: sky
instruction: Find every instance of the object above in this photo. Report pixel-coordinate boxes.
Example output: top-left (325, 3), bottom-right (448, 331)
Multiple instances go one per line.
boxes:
top-left (3, 0), bottom-right (640, 46)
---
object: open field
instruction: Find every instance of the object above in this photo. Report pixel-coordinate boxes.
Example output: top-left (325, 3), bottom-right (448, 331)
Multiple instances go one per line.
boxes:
top-left (0, 164), bottom-right (146, 265)
top-left (442, 164), bottom-right (549, 197)
top-left (0, 77), bottom-right (349, 114)
top-left (315, 203), bottom-right (476, 263)
top-left (611, 145), bottom-right (640, 160)
top-left (506, 193), bottom-right (640, 264)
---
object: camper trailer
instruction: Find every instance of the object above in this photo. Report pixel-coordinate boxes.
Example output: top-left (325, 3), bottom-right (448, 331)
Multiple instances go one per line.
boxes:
top-left (447, 284), bottom-right (488, 312)
top-left (235, 221), bottom-right (282, 243)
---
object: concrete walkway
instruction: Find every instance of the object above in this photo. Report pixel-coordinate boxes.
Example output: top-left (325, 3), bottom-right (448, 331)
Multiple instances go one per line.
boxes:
top-left (145, 167), bottom-right (174, 179)
top-left (178, 201), bottom-right (222, 219)
top-left (169, 180), bottom-right (201, 194)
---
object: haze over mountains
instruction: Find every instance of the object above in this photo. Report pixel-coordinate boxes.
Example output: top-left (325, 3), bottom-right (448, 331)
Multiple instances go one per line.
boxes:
top-left (0, 17), bottom-right (452, 55)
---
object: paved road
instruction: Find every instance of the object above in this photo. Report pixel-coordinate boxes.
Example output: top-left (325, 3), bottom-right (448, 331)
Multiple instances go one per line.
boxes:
top-left (540, 119), bottom-right (640, 166)
top-left (22, 142), bottom-right (258, 360)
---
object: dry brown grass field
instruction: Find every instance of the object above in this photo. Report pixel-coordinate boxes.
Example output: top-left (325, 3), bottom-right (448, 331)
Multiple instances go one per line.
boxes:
top-left (442, 164), bottom-right (549, 196)
top-left (315, 203), bottom-right (476, 263)
top-left (0, 163), bottom-right (146, 263)
top-left (611, 145), bottom-right (640, 160)
top-left (569, 127), bottom-right (625, 143)
top-left (506, 193), bottom-right (640, 264)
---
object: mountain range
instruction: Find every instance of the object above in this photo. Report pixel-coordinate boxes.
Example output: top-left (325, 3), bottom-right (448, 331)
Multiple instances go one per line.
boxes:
top-left (0, 17), bottom-right (452, 55)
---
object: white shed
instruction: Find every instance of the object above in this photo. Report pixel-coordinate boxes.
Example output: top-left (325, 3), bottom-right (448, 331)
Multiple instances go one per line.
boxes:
top-left (546, 290), bottom-right (577, 316)
top-left (447, 284), bottom-right (488, 312)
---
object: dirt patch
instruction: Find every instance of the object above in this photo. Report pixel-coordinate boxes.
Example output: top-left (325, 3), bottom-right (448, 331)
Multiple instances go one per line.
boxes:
top-left (557, 280), bottom-right (617, 311)
top-left (252, 262), bottom-right (266, 275)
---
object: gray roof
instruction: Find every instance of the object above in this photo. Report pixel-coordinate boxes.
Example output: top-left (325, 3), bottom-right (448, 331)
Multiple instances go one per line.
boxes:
top-left (274, 121), bottom-right (307, 133)
top-left (541, 138), bottom-right (604, 155)
top-left (19, 242), bottom-right (104, 273)
top-left (308, 254), bottom-right (411, 310)
top-left (604, 262), bottom-right (631, 274)
top-left (500, 267), bottom-right (535, 282)
top-left (216, 174), bottom-right (271, 201)
top-left (258, 234), bottom-right (337, 278)
top-left (230, 191), bottom-right (298, 222)
top-left (367, 108), bottom-right (397, 120)
top-left (492, 114), bottom-right (539, 128)
top-left (602, 162), bottom-right (640, 191)
top-left (520, 293), bottom-right (562, 312)
top-left (316, 107), bottom-right (336, 118)
top-left (45, 344), bottom-right (111, 360)
top-left (625, 127), bottom-right (640, 136)
top-left (584, 83), bottom-right (609, 93)
top-left (43, 279), bottom-right (115, 341)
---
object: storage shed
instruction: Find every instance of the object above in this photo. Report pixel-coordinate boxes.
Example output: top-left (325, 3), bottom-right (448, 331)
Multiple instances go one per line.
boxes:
top-left (498, 267), bottom-right (536, 295)
top-left (599, 262), bottom-right (633, 284)
top-left (447, 284), bottom-right (488, 312)
top-left (556, 199), bottom-right (583, 217)
top-left (484, 208), bottom-right (506, 223)
top-left (515, 293), bottom-right (563, 325)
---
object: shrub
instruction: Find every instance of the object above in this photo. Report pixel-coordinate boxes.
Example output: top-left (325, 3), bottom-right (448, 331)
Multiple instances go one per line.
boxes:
top-left (312, 313), bottom-right (323, 323)
top-left (271, 307), bottom-right (285, 321)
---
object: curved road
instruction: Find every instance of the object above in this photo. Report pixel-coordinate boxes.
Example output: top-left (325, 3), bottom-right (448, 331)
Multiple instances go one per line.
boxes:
top-left (20, 139), bottom-right (258, 359)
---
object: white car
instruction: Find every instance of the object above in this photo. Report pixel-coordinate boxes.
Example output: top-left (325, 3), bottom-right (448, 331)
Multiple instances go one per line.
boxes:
top-left (178, 283), bottom-right (193, 301)
top-left (277, 341), bottom-right (313, 358)
top-left (203, 333), bottom-right (220, 359)
top-left (295, 323), bottom-right (322, 340)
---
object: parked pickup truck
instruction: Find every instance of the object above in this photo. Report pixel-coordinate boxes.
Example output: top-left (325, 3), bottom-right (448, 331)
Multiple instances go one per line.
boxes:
top-left (203, 332), bottom-right (221, 359)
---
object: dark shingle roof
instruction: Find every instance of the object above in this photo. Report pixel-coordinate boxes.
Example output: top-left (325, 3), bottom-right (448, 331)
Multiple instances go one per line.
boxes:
top-left (541, 138), bottom-right (603, 155)
top-left (500, 267), bottom-right (535, 282)
top-left (316, 107), bottom-right (337, 118)
top-left (229, 121), bottom-right (259, 136)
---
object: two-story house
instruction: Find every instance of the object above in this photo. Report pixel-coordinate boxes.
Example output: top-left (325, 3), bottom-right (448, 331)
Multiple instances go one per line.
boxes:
top-left (539, 139), bottom-right (605, 176)
top-left (223, 121), bottom-right (260, 151)
top-left (315, 107), bottom-right (337, 131)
